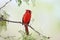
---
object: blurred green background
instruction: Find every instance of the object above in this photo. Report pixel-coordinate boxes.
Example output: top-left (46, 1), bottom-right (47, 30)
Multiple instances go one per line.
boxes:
top-left (0, 0), bottom-right (60, 40)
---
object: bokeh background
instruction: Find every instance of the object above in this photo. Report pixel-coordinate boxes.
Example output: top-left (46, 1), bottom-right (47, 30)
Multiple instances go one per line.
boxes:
top-left (0, 0), bottom-right (60, 40)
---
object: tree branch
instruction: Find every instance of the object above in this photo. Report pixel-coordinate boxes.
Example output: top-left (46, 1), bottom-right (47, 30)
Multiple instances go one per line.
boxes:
top-left (3, 19), bottom-right (22, 24)
top-left (0, 0), bottom-right (12, 10)
top-left (4, 19), bottom-right (40, 34)
top-left (2, 19), bottom-right (39, 34)
top-left (3, 19), bottom-right (50, 39)
top-left (3, 19), bottom-right (40, 34)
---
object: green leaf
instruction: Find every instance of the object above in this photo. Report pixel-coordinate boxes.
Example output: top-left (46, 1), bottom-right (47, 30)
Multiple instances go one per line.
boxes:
top-left (0, 11), bottom-right (9, 32)
top-left (18, 0), bottom-right (22, 6)
top-left (0, 21), bottom-right (7, 32)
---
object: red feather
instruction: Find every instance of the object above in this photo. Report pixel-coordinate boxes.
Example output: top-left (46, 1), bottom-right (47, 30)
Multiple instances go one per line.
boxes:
top-left (22, 10), bottom-right (31, 35)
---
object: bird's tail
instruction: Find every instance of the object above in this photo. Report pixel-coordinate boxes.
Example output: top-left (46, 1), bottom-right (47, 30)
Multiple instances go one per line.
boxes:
top-left (25, 25), bottom-right (29, 35)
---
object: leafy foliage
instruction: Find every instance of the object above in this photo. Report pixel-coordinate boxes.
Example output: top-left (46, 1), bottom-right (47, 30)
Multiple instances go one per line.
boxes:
top-left (18, 30), bottom-right (36, 40)
top-left (0, 11), bottom-right (9, 32)
top-left (0, 20), bottom-right (7, 32)
top-left (16, 0), bottom-right (22, 6)
top-left (16, 0), bottom-right (36, 6)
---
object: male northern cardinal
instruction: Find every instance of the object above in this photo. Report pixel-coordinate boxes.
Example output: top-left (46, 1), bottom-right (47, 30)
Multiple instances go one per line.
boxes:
top-left (22, 10), bottom-right (31, 35)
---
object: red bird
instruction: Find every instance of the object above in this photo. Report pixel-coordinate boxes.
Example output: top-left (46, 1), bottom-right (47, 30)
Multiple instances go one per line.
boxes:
top-left (22, 10), bottom-right (31, 35)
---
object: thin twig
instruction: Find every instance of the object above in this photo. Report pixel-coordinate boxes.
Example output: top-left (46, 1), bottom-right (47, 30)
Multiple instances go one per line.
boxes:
top-left (3, 19), bottom-right (22, 24)
top-left (0, 0), bottom-right (12, 10)
top-left (28, 25), bottom-right (50, 39)
top-left (28, 25), bottom-right (40, 35)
